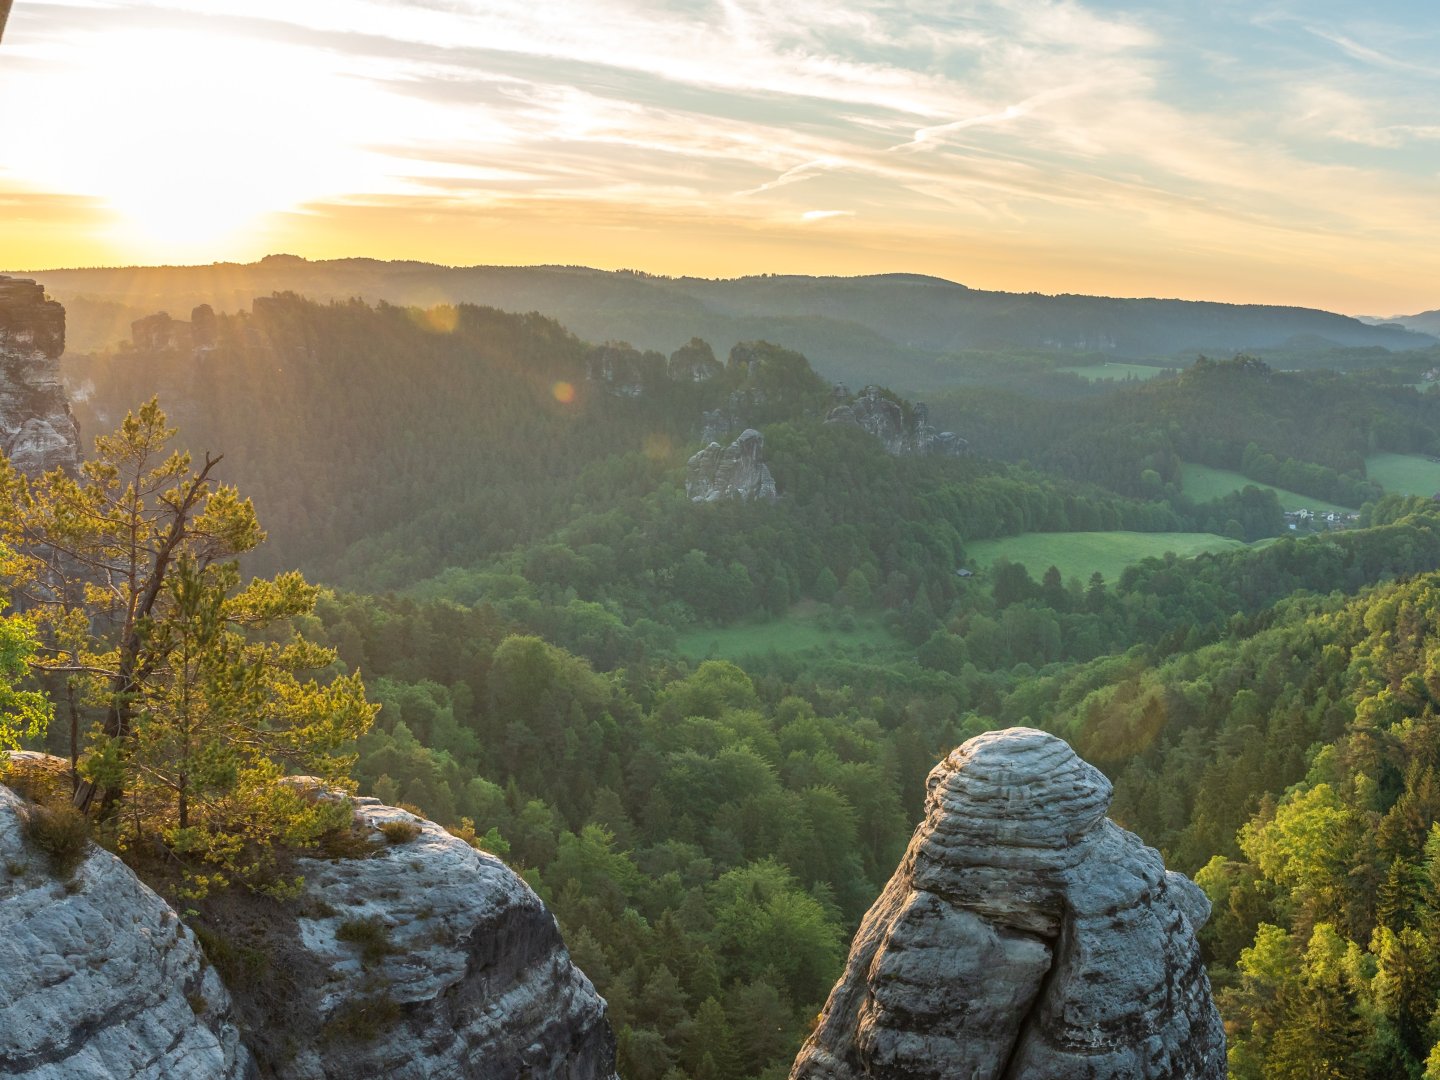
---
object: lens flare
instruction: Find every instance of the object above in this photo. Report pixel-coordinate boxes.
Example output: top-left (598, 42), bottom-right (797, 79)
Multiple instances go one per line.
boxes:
top-left (552, 381), bottom-right (576, 404)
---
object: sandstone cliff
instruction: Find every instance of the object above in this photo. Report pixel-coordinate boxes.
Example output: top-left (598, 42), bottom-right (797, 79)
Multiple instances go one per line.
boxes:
top-left (825, 385), bottom-right (965, 458)
top-left (0, 277), bottom-right (79, 475)
top-left (791, 727), bottom-right (1224, 1080)
top-left (686, 428), bottom-right (778, 503)
top-left (0, 765), bottom-right (617, 1080)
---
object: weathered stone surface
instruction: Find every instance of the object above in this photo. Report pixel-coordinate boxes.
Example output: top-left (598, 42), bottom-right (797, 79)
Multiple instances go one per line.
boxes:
top-left (686, 428), bottom-right (777, 503)
top-left (0, 781), bottom-right (253, 1080)
top-left (825, 385), bottom-right (965, 458)
top-left (1, 762), bottom-right (616, 1080)
top-left (792, 727), bottom-right (1224, 1080)
top-left (214, 796), bottom-right (618, 1080)
top-left (0, 277), bottom-right (79, 475)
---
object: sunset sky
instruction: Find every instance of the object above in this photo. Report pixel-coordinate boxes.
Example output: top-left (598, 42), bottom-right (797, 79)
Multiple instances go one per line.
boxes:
top-left (2, 0), bottom-right (1437, 313)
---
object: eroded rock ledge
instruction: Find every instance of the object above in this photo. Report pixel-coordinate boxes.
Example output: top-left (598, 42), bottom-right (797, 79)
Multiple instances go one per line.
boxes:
top-left (0, 763), bottom-right (617, 1080)
top-left (790, 727), bottom-right (1225, 1080)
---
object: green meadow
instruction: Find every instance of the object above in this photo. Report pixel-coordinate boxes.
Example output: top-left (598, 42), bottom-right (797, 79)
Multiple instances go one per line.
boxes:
top-left (1179, 462), bottom-right (1353, 513)
top-left (1365, 453), bottom-right (1440, 498)
top-left (964, 530), bottom-right (1251, 584)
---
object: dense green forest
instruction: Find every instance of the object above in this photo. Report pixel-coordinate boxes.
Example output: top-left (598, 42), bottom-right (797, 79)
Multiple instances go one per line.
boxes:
top-left (927, 355), bottom-right (1440, 505)
top-left (15, 292), bottom-right (1440, 1078)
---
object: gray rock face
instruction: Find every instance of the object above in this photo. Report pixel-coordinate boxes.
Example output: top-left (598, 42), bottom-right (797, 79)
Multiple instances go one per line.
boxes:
top-left (212, 795), bottom-right (618, 1080)
top-left (1, 764), bottom-right (616, 1080)
top-left (791, 728), bottom-right (1224, 1080)
top-left (825, 386), bottom-right (965, 458)
top-left (686, 428), bottom-right (778, 503)
top-left (0, 782), bottom-right (253, 1080)
top-left (0, 277), bottom-right (79, 475)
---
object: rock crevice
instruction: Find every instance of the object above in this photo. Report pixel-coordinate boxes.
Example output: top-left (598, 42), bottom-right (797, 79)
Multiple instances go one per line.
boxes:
top-left (791, 728), bottom-right (1224, 1080)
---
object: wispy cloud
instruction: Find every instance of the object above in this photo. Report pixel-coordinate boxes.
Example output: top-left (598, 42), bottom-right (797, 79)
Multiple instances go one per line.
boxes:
top-left (1, 0), bottom-right (1438, 312)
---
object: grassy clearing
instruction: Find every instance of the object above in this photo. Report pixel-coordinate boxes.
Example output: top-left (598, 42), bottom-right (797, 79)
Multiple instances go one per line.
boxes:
top-left (1365, 453), bottom-right (1440, 498)
top-left (1057, 362), bottom-right (1174, 383)
top-left (965, 531), bottom-right (1250, 584)
top-left (1179, 463), bottom-right (1353, 513)
top-left (674, 606), bottom-right (900, 662)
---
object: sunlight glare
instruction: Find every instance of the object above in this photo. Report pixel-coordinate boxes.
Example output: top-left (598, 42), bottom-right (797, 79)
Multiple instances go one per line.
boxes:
top-left (5, 28), bottom-right (398, 260)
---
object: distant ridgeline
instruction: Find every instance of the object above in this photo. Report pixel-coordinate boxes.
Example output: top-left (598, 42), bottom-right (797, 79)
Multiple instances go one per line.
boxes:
top-left (28, 255), bottom-right (1437, 389)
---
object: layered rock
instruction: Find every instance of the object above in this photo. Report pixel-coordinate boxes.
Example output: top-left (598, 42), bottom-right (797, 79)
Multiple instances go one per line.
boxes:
top-left (825, 386), bottom-right (965, 457)
top-left (0, 780), bottom-right (252, 1080)
top-left (0, 763), bottom-right (617, 1080)
top-left (686, 428), bottom-right (778, 503)
top-left (241, 795), bottom-right (618, 1079)
top-left (791, 727), bottom-right (1224, 1080)
top-left (0, 277), bottom-right (79, 475)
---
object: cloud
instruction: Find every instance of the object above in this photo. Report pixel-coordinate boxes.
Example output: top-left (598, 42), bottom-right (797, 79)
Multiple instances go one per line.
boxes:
top-left (3, 0), bottom-right (1439, 311)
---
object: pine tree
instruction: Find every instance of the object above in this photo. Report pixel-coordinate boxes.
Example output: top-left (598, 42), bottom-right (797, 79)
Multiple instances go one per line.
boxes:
top-left (0, 401), bottom-right (376, 893)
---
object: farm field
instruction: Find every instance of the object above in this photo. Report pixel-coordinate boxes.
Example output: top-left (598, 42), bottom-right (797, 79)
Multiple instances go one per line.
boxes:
top-left (1179, 463), bottom-right (1354, 513)
top-left (965, 530), bottom-right (1251, 584)
top-left (1057, 362), bottom-right (1175, 382)
top-left (1365, 453), bottom-right (1440, 498)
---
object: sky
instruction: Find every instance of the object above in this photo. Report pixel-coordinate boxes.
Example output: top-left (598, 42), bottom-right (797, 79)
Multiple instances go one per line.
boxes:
top-left (1, 0), bottom-right (1437, 313)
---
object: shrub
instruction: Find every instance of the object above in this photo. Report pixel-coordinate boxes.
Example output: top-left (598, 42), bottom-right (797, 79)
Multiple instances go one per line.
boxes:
top-left (22, 803), bottom-right (89, 879)
top-left (336, 918), bottom-right (397, 966)
top-left (317, 819), bottom-right (380, 860)
top-left (1, 755), bottom-right (70, 805)
top-left (193, 925), bottom-right (270, 983)
top-left (378, 819), bottom-right (421, 845)
top-left (323, 993), bottom-right (401, 1043)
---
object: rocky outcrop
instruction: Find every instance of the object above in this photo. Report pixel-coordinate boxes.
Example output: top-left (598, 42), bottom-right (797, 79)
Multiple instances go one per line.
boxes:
top-left (686, 428), bottom-right (778, 503)
top-left (0, 277), bottom-right (79, 475)
top-left (0, 780), bottom-right (252, 1080)
top-left (791, 728), bottom-right (1224, 1080)
top-left (231, 795), bottom-right (618, 1079)
top-left (0, 763), bottom-right (616, 1080)
top-left (825, 386), bottom-right (965, 458)
top-left (585, 342), bottom-right (661, 397)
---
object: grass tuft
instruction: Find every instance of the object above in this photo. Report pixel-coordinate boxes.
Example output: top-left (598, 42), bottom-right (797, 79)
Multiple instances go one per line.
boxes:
top-left (22, 803), bottom-right (90, 880)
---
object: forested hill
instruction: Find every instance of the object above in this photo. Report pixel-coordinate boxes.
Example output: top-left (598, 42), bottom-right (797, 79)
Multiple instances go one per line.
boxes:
top-left (27, 256), bottom-right (1433, 389)
top-left (928, 354), bottom-right (1440, 505)
top-left (65, 293), bottom-right (1205, 597)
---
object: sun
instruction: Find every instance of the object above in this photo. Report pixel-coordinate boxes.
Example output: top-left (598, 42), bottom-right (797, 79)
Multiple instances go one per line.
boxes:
top-left (3, 25), bottom-right (390, 260)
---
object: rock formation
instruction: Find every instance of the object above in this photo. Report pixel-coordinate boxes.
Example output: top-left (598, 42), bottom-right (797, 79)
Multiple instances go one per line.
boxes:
top-left (240, 793), bottom-right (618, 1079)
top-left (0, 277), bottom-right (79, 475)
top-left (686, 428), bottom-right (778, 503)
top-left (585, 342), bottom-right (657, 397)
top-left (0, 778), bottom-right (253, 1080)
top-left (0, 762), bottom-right (617, 1080)
top-left (825, 386), bottom-right (966, 458)
top-left (791, 727), bottom-right (1225, 1080)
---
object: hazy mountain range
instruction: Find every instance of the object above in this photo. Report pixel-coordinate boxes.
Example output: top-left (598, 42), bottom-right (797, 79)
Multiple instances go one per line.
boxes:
top-left (15, 255), bottom-right (1435, 391)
